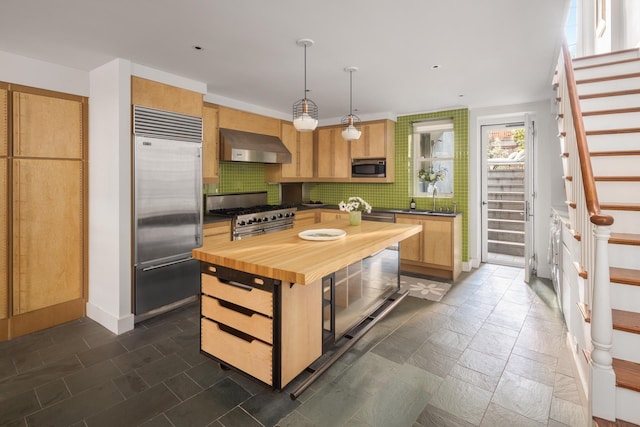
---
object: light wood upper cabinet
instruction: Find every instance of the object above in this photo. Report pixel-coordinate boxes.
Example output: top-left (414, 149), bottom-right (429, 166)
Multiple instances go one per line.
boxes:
top-left (316, 127), bottom-right (350, 180)
top-left (12, 158), bottom-right (84, 314)
top-left (350, 121), bottom-right (387, 159)
top-left (1, 85), bottom-right (7, 157)
top-left (265, 122), bottom-right (314, 182)
top-left (12, 91), bottom-right (84, 159)
top-left (396, 213), bottom-right (462, 280)
top-left (218, 106), bottom-right (280, 137)
top-left (202, 103), bottom-right (219, 184)
top-left (131, 76), bottom-right (203, 117)
top-left (0, 159), bottom-right (7, 321)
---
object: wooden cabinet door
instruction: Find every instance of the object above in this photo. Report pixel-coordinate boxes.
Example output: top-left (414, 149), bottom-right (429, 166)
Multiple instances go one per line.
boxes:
top-left (12, 91), bottom-right (83, 159)
top-left (422, 217), bottom-right (453, 268)
top-left (0, 159), bottom-right (7, 321)
top-left (351, 121), bottom-right (386, 159)
top-left (320, 211), bottom-right (349, 222)
top-left (316, 128), bottom-right (350, 179)
top-left (280, 123), bottom-right (314, 180)
top-left (12, 158), bottom-right (83, 314)
top-left (131, 76), bottom-right (203, 117)
top-left (1, 86), bottom-right (7, 157)
top-left (396, 215), bottom-right (423, 262)
top-left (202, 103), bottom-right (219, 184)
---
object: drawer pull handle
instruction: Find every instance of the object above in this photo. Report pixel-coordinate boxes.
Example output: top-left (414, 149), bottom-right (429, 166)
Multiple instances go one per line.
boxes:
top-left (218, 322), bottom-right (256, 343)
top-left (219, 279), bottom-right (254, 291)
top-left (217, 299), bottom-right (258, 317)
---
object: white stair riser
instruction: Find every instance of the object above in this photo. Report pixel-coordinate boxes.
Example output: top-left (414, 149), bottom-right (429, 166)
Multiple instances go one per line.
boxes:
top-left (574, 60), bottom-right (640, 80)
top-left (591, 156), bottom-right (640, 177)
top-left (577, 77), bottom-right (640, 96)
top-left (595, 181), bottom-right (640, 203)
top-left (603, 210), bottom-right (640, 234)
top-left (580, 93), bottom-right (640, 112)
top-left (607, 243), bottom-right (640, 270)
top-left (573, 51), bottom-right (640, 68)
top-left (616, 387), bottom-right (640, 425)
top-left (582, 112), bottom-right (640, 131)
top-left (587, 132), bottom-right (640, 152)
top-left (613, 329), bottom-right (640, 365)
top-left (611, 283), bottom-right (640, 312)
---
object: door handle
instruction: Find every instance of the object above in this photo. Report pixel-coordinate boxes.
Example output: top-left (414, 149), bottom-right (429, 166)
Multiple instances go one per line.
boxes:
top-left (482, 201), bottom-right (488, 205)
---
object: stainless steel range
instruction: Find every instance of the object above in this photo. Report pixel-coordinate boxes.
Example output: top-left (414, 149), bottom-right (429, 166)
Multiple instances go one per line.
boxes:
top-left (205, 192), bottom-right (297, 240)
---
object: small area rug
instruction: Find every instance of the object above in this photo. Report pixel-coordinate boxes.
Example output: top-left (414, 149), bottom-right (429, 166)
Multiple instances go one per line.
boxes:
top-left (399, 275), bottom-right (452, 302)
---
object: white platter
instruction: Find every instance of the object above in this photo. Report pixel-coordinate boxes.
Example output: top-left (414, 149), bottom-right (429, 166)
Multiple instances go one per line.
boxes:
top-left (298, 228), bottom-right (346, 241)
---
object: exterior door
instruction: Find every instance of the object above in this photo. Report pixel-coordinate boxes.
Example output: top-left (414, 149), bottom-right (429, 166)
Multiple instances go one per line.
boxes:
top-left (481, 117), bottom-right (535, 279)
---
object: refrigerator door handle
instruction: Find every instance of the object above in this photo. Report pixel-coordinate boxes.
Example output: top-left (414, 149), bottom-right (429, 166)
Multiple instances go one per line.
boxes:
top-left (142, 257), bottom-right (194, 272)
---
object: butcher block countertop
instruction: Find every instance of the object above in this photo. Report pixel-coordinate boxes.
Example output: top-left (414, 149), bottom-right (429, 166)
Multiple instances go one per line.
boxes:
top-left (192, 219), bottom-right (421, 285)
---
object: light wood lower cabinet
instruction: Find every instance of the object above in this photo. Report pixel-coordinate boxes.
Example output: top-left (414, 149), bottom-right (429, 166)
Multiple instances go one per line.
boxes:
top-left (202, 221), bottom-right (231, 248)
top-left (12, 159), bottom-right (84, 314)
top-left (200, 265), bottom-right (322, 388)
top-left (396, 214), bottom-right (462, 280)
top-left (293, 210), bottom-right (317, 228)
top-left (320, 210), bottom-right (349, 222)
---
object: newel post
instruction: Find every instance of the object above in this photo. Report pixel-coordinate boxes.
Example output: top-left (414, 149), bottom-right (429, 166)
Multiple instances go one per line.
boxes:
top-left (590, 225), bottom-right (616, 420)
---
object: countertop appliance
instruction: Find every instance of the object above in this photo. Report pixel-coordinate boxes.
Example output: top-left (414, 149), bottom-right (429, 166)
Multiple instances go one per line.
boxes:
top-left (352, 158), bottom-right (386, 178)
top-left (205, 192), bottom-right (297, 240)
top-left (133, 105), bottom-right (203, 319)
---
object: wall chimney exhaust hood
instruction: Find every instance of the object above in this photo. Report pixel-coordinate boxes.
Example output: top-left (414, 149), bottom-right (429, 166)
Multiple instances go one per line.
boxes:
top-left (219, 128), bottom-right (292, 164)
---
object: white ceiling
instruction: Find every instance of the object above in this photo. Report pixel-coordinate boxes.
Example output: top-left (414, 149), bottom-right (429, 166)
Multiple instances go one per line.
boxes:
top-left (0, 0), bottom-right (570, 123)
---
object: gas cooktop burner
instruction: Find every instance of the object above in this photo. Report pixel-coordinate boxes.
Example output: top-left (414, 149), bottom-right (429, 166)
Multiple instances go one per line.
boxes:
top-left (209, 204), bottom-right (295, 217)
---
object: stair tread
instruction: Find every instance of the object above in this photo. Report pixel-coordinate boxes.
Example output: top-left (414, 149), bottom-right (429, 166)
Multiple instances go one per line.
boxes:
top-left (610, 233), bottom-right (640, 246)
top-left (594, 416), bottom-right (640, 427)
top-left (579, 303), bottom-right (640, 334)
top-left (576, 71), bottom-right (640, 85)
top-left (613, 358), bottom-right (640, 393)
top-left (487, 228), bottom-right (524, 235)
top-left (594, 176), bottom-right (640, 182)
top-left (587, 127), bottom-right (640, 136)
top-left (487, 240), bottom-right (524, 247)
top-left (610, 267), bottom-right (640, 286)
top-left (582, 107), bottom-right (640, 116)
top-left (601, 203), bottom-right (640, 211)
top-left (581, 88), bottom-right (640, 100)
top-left (591, 150), bottom-right (640, 157)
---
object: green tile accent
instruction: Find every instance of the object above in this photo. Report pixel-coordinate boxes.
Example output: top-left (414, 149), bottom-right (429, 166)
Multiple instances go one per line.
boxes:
top-left (207, 161), bottom-right (279, 204)
top-left (209, 109), bottom-right (470, 262)
top-left (311, 109), bottom-right (469, 262)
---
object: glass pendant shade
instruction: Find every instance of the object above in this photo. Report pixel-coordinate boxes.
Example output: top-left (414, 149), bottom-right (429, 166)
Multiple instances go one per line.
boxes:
top-left (341, 66), bottom-right (361, 141)
top-left (293, 39), bottom-right (318, 132)
top-left (293, 98), bottom-right (318, 132)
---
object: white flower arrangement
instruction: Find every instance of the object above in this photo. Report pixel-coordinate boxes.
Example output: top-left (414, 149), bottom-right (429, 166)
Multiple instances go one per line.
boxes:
top-left (418, 166), bottom-right (447, 184)
top-left (338, 196), bottom-right (372, 213)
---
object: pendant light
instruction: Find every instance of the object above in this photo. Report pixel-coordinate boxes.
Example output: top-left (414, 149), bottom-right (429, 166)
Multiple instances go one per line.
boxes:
top-left (292, 39), bottom-right (318, 132)
top-left (341, 66), bottom-right (361, 141)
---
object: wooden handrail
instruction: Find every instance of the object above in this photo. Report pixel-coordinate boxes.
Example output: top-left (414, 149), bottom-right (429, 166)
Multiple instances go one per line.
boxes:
top-left (561, 40), bottom-right (614, 226)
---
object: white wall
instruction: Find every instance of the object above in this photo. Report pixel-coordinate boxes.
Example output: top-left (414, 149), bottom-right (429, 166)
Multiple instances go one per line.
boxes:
top-left (0, 50), bottom-right (89, 96)
top-left (86, 58), bottom-right (135, 334)
top-left (469, 97), bottom-right (558, 279)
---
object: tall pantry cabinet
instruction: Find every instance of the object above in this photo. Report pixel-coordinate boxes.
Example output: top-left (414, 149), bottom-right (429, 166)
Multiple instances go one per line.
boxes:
top-left (0, 84), bottom-right (8, 341)
top-left (1, 83), bottom-right (87, 342)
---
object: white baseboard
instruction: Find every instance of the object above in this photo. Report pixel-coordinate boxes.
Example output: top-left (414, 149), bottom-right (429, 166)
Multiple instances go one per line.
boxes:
top-left (86, 302), bottom-right (134, 335)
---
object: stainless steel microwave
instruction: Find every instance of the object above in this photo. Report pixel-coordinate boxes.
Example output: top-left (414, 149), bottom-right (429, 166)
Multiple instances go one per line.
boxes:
top-left (352, 159), bottom-right (386, 178)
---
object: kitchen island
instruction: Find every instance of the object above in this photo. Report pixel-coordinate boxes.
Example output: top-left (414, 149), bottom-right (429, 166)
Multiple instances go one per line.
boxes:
top-left (192, 219), bottom-right (421, 393)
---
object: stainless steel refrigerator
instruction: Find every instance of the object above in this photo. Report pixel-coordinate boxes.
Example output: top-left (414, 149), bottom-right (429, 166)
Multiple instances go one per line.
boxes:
top-left (133, 105), bottom-right (203, 317)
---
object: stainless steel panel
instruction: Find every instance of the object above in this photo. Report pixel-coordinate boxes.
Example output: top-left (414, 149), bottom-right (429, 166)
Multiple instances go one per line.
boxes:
top-left (134, 258), bottom-right (200, 314)
top-left (134, 136), bottom-right (202, 264)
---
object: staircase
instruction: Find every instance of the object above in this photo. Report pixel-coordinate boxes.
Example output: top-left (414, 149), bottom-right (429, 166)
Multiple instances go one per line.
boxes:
top-left (556, 47), bottom-right (640, 426)
top-left (487, 168), bottom-right (525, 260)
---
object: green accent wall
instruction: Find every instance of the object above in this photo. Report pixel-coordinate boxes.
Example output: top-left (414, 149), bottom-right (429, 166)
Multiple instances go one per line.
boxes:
top-left (207, 108), bottom-right (469, 262)
top-left (310, 108), bottom-right (469, 262)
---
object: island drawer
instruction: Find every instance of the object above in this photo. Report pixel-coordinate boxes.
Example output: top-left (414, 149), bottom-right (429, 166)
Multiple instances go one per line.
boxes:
top-left (201, 295), bottom-right (273, 344)
top-left (201, 274), bottom-right (273, 317)
top-left (201, 318), bottom-right (273, 385)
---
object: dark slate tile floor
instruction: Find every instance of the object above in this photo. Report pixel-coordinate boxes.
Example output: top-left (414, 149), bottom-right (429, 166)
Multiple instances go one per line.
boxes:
top-left (0, 264), bottom-right (589, 426)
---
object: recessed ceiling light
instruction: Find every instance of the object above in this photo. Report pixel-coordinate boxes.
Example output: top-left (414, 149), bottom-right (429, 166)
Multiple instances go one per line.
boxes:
top-left (458, 94), bottom-right (464, 97)
top-left (192, 45), bottom-right (203, 51)
top-left (431, 65), bottom-right (440, 70)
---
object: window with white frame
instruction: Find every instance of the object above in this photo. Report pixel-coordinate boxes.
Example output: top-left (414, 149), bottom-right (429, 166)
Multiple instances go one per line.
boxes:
top-left (412, 119), bottom-right (454, 197)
